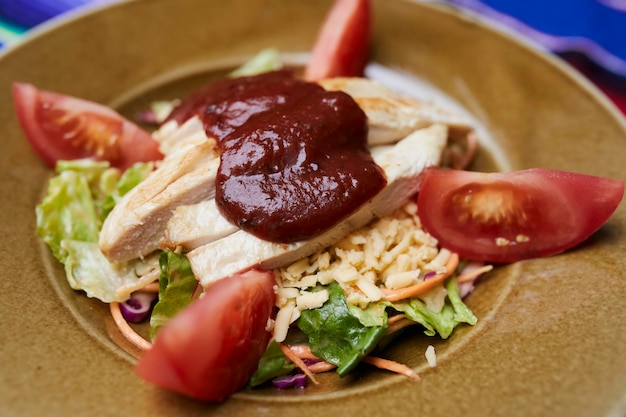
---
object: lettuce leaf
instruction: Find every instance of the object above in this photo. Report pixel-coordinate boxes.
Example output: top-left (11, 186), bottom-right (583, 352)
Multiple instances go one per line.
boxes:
top-left (36, 169), bottom-right (101, 262)
top-left (248, 340), bottom-right (297, 388)
top-left (295, 278), bottom-right (476, 380)
top-left (62, 240), bottom-right (159, 303)
top-left (387, 278), bottom-right (477, 339)
top-left (297, 283), bottom-right (388, 377)
top-left (36, 159), bottom-right (154, 299)
top-left (445, 276), bottom-right (478, 326)
top-left (228, 48), bottom-right (283, 78)
top-left (100, 161), bottom-right (154, 220)
top-left (149, 251), bottom-right (199, 340)
top-left (37, 160), bottom-right (153, 259)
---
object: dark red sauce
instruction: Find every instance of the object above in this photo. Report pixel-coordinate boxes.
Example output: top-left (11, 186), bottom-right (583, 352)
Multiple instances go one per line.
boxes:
top-left (167, 70), bottom-right (386, 243)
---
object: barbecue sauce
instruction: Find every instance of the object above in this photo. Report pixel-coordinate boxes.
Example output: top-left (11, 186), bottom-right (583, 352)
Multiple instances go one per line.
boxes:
top-left (167, 70), bottom-right (386, 243)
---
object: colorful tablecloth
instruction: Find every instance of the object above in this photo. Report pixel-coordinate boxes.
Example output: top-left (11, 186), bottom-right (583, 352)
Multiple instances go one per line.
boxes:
top-left (1, 0), bottom-right (625, 115)
top-left (446, 0), bottom-right (626, 114)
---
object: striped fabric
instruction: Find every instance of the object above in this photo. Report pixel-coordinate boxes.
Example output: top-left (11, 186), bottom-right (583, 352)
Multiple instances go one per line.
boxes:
top-left (445, 0), bottom-right (626, 113)
top-left (0, 0), bottom-right (112, 47)
top-left (0, 0), bottom-right (624, 113)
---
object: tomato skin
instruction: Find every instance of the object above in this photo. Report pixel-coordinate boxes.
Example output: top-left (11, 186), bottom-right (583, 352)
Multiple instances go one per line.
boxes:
top-left (304, 0), bottom-right (371, 81)
top-left (417, 168), bottom-right (624, 263)
top-left (12, 82), bottom-right (163, 170)
top-left (135, 269), bottom-right (275, 402)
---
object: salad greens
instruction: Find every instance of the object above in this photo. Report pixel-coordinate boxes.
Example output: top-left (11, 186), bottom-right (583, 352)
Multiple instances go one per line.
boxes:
top-left (228, 48), bottom-right (283, 78)
top-left (36, 162), bottom-right (103, 262)
top-left (298, 283), bottom-right (388, 376)
top-left (150, 251), bottom-right (198, 340)
top-left (248, 341), bottom-right (297, 387)
top-left (294, 279), bottom-right (476, 378)
top-left (36, 159), bottom-right (155, 302)
top-left (62, 240), bottom-right (157, 303)
top-left (386, 278), bottom-right (476, 338)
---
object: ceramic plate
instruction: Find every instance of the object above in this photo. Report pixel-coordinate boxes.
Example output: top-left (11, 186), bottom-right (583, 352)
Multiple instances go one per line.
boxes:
top-left (1, 1), bottom-right (625, 416)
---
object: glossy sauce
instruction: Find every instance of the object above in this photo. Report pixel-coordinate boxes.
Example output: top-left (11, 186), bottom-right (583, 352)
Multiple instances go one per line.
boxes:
top-left (167, 70), bottom-right (386, 242)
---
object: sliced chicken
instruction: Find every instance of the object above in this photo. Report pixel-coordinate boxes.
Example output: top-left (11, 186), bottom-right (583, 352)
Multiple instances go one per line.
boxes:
top-left (152, 77), bottom-right (472, 156)
top-left (161, 144), bottom-right (401, 252)
top-left (101, 76), bottom-right (473, 265)
top-left (161, 199), bottom-right (238, 250)
top-left (318, 77), bottom-right (473, 145)
top-left (161, 140), bottom-right (419, 252)
top-left (154, 116), bottom-right (209, 155)
top-left (99, 135), bottom-right (220, 262)
top-left (187, 124), bottom-right (448, 287)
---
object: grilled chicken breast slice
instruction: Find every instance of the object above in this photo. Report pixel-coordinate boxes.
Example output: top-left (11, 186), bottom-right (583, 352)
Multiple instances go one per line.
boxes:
top-left (161, 199), bottom-right (239, 250)
top-left (100, 76), bottom-right (472, 265)
top-left (318, 77), bottom-right (473, 145)
top-left (99, 136), bottom-right (220, 262)
top-left (187, 123), bottom-right (447, 287)
top-left (161, 142), bottom-right (410, 252)
top-left (152, 77), bottom-right (468, 157)
top-left (154, 116), bottom-right (209, 155)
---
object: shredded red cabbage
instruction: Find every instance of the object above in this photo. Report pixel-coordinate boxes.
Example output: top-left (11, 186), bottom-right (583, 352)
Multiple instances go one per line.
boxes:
top-left (120, 292), bottom-right (157, 323)
top-left (271, 373), bottom-right (307, 389)
top-left (423, 271), bottom-right (437, 281)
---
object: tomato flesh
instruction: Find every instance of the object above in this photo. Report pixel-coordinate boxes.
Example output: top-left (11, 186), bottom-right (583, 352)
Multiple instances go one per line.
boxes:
top-left (304, 0), bottom-right (371, 81)
top-left (135, 269), bottom-right (275, 402)
top-left (12, 82), bottom-right (163, 170)
top-left (417, 168), bottom-right (624, 263)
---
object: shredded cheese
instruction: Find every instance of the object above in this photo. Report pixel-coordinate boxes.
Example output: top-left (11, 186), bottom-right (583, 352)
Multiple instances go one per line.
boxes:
top-left (425, 345), bottom-right (437, 368)
top-left (273, 201), bottom-right (448, 341)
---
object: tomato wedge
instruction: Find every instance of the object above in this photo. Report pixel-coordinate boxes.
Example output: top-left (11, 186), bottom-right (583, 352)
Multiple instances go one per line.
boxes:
top-left (135, 269), bottom-right (275, 402)
top-left (304, 0), bottom-right (371, 81)
top-left (12, 82), bottom-right (163, 170)
top-left (417, 168), bottom-right (624, 263)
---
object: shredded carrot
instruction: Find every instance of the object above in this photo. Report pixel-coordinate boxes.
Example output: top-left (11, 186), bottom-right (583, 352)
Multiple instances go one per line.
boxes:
top-left (388, 313), bottom-right (407, 325)
top-left (457, 264), bottom-right (493, 283)
top-left (279, 343), bottom-right (320, 385)
top-left (386, 318), bottom-right (415, 336)
top-left (381, 253), bottom-right (460, 302)
top-left (308, 361), bottom-right (337, 373)
top-left (109, 302), bottom-right (152, 351)
top-left (286, 345), bottom-right (336, 373)
top-left (285, 344), bottom-right (420, 379)
top-left (288, 345), bottom-right (322, 361)
top-left (362, 356), bottom-right (420, 381)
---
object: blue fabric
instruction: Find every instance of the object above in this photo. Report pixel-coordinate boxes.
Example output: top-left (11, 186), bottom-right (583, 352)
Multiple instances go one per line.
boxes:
top-left (481, 0), bottom-right (625, 60)
top-left (0, 0), bottom-right (97, 28)
top-left (447, 0), bottom-right (626, 77)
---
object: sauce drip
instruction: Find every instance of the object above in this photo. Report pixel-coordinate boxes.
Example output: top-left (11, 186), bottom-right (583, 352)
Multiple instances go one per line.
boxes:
top-left (167, 70), bottom-right (386, 243)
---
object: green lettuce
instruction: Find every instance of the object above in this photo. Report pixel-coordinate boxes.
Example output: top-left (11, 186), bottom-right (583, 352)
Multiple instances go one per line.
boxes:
top-left (36, 168), bottom-right (101, 262)
top-left (63, 240), bottom-right (159, 303)
top-left (100, 161), bottom-right (154, 220)
top-left (248, 341), bottom-right (297, 388)
top-left (297, 283), bottom-right (388, 377)
top-left (228, 48), bottom-right (283, 78)
top-left (149, 251), bottom-right (199, 340)
top-left (36, 159), bottom-right (154, 300)
top-left (294, 279), bottom-right (476, 380)
top-left (387, 278), bottom-right (477, 339)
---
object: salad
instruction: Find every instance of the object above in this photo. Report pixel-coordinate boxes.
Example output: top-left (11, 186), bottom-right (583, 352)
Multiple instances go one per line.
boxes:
top-left (13, 0), bottom-right (624, 403)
